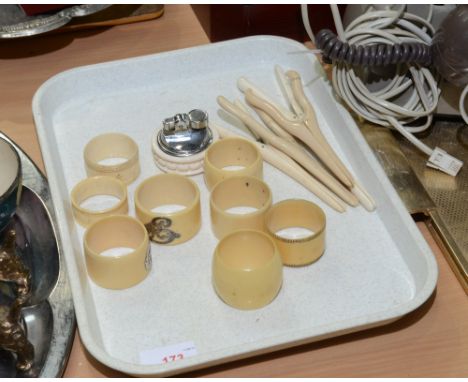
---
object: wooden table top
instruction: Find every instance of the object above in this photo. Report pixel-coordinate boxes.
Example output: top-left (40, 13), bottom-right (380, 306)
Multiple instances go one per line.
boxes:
top-left (1, 4), bottom-right (467, 378)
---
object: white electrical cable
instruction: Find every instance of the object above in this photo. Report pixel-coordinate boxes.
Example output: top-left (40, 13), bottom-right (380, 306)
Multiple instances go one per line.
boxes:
top-left (301, 4), bottom-right (315, 45)
top-left (460, 84), bottom-right (468, 125)
top-left (330, 9), bottom-right (439, 135)
top-left (330, 4), bottom-right (344, 40)
top-left (303, 5), bottom-right (462, 175)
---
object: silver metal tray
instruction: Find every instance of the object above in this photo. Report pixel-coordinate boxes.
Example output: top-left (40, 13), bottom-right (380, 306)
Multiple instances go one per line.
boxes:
top-left (0, 132), bottom-right (75, 377)
top-left (0, 4), bottom-right (109, 38)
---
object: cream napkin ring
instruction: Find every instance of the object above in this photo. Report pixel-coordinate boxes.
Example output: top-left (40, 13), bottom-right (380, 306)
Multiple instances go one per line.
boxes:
top-left (84, 133), bottom-right (140, 184)
top-left (203, 136), bottom-right (262, 191)
top-left (210, 175), bottom-right (272, 240)
top-left (135, 173), bottom-right (201, 245)
top-left (212, 229), bottom-right (283, 310)
top-left (71, 176), bottom-right (128, 228)
top-left (84, 215), bottom-right (151, 289)
top-left (265, 199), bottom-right (326, 266)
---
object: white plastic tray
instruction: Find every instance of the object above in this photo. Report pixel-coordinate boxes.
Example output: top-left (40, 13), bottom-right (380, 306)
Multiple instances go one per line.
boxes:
top-left (32, 36), bottom-right (438, 377)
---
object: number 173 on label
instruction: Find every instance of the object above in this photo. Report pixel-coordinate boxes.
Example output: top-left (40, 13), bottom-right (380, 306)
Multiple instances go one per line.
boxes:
top-left (139, 341), bottom-right (198, 366)
top-left (162, 353), bottom-right (184, 363)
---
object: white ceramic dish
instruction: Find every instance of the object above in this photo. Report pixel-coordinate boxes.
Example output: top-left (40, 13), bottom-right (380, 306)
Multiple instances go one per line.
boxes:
top-left (32, 36), bottom-right (438, 377)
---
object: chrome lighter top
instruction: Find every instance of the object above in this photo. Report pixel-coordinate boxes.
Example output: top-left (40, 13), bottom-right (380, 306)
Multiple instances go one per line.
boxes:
top-left (157, 109), bottom-right (213, 157)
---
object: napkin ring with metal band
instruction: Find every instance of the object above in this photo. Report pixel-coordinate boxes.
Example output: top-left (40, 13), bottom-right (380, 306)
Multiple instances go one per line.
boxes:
top-left (152, 109), bottom-right (218, 175)
top-left (265, 199), bottom-right (326, 266)
top-left (210, 175), bottom-right (272, 240)
top-left (83, 215), bottom-right (151, 289)
top-left (84, 132), bottom-right (140, 184)
top-left (134, 173), bottom-right (201, 245)
top-left (203, 136), bottom-right (263, 191)
top-left (70, 176), bottom-right (128, 228)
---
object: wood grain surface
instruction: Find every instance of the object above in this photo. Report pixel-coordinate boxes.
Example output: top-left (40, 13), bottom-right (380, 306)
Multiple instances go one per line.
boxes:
top-left (0, 4), bottom-right (466, 377)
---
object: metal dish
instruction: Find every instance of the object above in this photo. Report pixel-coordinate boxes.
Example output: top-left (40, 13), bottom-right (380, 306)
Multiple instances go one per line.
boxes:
top-left (0, 132), bottom-right (75, 377)
top-left (0, 4), bottom-right (110, 38)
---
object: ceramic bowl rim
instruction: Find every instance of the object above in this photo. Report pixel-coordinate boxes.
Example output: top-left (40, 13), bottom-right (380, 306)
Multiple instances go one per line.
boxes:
top-left (0, 138), bottom-right (21, 202)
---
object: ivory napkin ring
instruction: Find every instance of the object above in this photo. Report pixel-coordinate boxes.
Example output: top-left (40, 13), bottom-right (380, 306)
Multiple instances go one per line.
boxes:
top-left (210, 175), bottom-right (272, 240)
top-left (84, 133), bottom-right (140, 184)
top-left (203, 136), bottom-right (262, 191)
top-left (83, 215), bottom-right (151, 289)
top-left (70, 176), bottom-right (128, 228)
top-left (265, 199), bottom-right (326, 266)
top-left (135, 173), bottom-right (201, 245)
top-left (212, 229), bottom-right (283, 310)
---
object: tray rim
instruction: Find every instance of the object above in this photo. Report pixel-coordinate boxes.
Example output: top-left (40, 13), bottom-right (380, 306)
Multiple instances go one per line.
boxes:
top-left (32, 35), bottom-right (438, 376)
